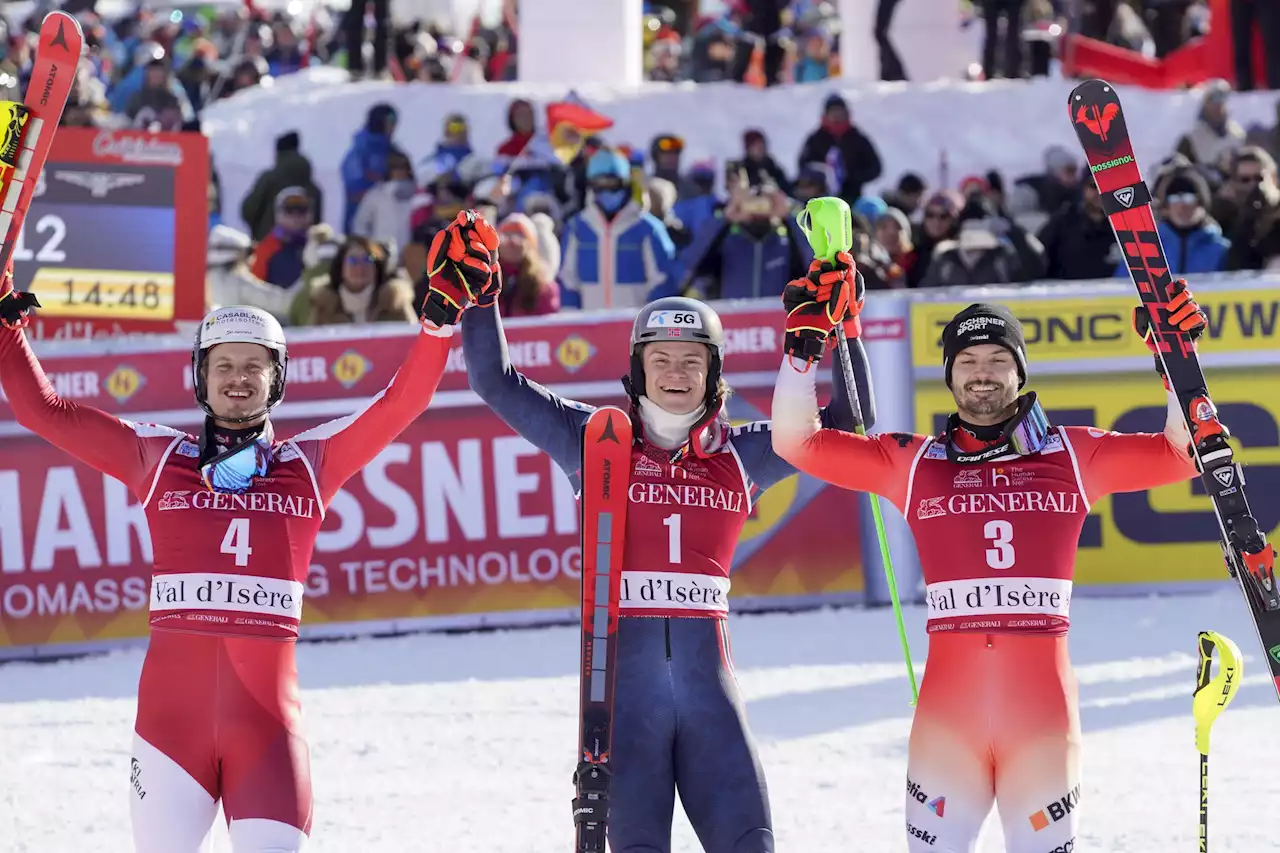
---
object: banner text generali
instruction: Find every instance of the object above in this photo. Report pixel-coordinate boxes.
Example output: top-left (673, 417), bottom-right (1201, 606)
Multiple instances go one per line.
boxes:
top-left (0, 306), bottom-right (877, 650)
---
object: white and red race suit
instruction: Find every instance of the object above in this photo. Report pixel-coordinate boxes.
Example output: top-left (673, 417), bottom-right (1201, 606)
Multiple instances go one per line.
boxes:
top-left (0, 321), bottom-right (452, 852)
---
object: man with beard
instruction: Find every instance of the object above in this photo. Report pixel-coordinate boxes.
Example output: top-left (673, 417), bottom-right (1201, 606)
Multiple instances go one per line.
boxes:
top-left (770, 265), bottom-right (1205, 853)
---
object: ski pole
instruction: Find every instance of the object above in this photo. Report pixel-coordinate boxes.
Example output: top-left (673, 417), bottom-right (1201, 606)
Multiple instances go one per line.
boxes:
top-left (1192, 630), bottom-right (1243, 852)
top-left (796, 197), bottom-right (918, 705)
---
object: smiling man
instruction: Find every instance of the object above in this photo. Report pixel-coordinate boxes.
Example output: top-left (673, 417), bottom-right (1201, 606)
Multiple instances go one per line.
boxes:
top-left (0, 211), bottom-right (494, 852)
top-left (770, 265), bottom-right (1207, 853)
top-left (461, 274), bottom-right (868, 851)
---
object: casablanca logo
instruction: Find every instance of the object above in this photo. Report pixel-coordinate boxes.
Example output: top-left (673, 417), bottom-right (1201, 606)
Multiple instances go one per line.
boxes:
top-left (331, 350), bottom-right (371, 388)
top-left (555, 334), bottom-right (597, 374)
top-left (105, 365), bottom-right (144, 403)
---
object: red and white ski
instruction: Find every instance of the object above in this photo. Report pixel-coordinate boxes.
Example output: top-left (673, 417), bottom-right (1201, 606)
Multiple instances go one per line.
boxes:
top-left (572, 406), bottom-right (632, 853)
top-left (0, 11), bottom-right (83, 275)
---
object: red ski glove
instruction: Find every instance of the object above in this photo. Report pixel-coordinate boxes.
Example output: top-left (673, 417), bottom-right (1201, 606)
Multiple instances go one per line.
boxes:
top-left (1132, 278), bottom-right (1207, 389)
top-left (421, 211), bottom-right (501, 327)
top-left (781, 252), bottom-right (865, 364)
top-left (0, 262), bottom-right (38, 330)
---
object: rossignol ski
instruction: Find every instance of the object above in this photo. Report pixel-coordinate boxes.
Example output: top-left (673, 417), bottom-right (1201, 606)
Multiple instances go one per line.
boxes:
top-left (572, 406), bottom-right (631, 852)
top-left (0, 12), bottom-right (83, 276)
top-left (1068, 79), bottom-right (1280, 702)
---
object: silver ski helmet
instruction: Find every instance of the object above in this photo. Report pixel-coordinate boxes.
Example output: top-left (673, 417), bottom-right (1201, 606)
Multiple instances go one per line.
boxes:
top-left (627, 297), bottom-right (725, 408)
top-left (192, 306), bottom-right (289, 423)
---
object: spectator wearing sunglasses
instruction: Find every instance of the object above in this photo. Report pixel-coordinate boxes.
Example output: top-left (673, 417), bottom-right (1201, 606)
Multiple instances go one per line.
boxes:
top-left (1115, 167), bottom-right (1228, 278)
top-left (297, 236), bottom-right (417, 326)
top-left (1222, 148), bottom-right (1280, 271)
top-left (559, 148), bottom-right (677, 310)
top-left (1213, 146), bottom-right (1274, 237)
top-left (248, 187), bottom-right (315, 289)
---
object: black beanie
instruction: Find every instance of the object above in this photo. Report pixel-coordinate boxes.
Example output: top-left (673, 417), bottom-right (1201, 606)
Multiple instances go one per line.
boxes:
top-left (941, 303), bottom-right (1027, 389)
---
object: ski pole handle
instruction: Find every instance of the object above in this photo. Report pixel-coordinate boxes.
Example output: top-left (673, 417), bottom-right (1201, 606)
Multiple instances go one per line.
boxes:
top-left (1192, 630), bottom-right (1243, 853)
top-left (795, 196), bottom-right (853, 263)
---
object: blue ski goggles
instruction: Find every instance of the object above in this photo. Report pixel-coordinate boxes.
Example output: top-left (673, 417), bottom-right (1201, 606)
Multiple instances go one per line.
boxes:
top-left (1007, 393), bottom-right (1051, 456)
top-left (201, 439), bottom-right (271, 494)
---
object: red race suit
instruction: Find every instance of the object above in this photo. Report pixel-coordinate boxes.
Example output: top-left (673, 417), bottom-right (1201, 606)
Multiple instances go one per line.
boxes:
top-left (771, 354), bottom-right (1198, 853)
top-left (0, 321), bottom-right (452, 852)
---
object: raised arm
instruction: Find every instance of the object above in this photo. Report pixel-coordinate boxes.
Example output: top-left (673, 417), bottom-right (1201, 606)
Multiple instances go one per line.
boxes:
top-left (293, 323), bottom-right (452, 506)
top-left (461, 304), bottom-right (593, 479)
top-left (0, 325), bottom-right (175, 495)
top-left (1065, 389), bottom-right (1198, 504)
top-left (768, 254), bottom-right (919, 510)
top-left (1068, 278), bottom-right (1208, 502)
top-left (771, 351), bottom-right (920, 512)
top-left (729, 328), bottom-right (869, 495)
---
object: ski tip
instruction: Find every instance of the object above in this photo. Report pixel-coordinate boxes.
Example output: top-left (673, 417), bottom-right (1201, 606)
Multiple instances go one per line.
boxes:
top-left (1067, 78), bottom-right (1116, 104)
top-left (39, 9), bottom-right (86, 49)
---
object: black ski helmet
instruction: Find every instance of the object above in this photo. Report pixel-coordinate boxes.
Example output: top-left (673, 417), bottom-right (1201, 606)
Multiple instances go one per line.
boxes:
top-left (626, 297), bottom-right (725, 409)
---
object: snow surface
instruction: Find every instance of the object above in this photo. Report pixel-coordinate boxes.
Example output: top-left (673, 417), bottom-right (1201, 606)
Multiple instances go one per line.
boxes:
top-left (2, 587), bottom-right (1278, 852)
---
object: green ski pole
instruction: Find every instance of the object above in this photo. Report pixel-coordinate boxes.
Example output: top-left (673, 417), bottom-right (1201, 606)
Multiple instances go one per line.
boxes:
top-left (796, 197), bottom-right (919, 705)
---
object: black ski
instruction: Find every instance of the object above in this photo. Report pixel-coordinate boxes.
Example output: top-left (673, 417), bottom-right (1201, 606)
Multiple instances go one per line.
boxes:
top-left (1068, 78), bottom-right (1280, 702)
top-left (572, 406), bottom-right (631, 851)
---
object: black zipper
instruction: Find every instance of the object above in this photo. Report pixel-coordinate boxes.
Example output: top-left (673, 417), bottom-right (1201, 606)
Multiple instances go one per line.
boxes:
top-left (664, 618), bottom-right (672, 660)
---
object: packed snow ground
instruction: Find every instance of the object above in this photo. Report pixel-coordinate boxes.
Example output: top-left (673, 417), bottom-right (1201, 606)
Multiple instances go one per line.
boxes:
top-left (1, 587), bottom-right (1277, 852)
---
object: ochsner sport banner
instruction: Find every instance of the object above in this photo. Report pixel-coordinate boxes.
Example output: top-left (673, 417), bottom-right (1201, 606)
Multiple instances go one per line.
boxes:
top-left (0, 303), bottom-right (911, 657)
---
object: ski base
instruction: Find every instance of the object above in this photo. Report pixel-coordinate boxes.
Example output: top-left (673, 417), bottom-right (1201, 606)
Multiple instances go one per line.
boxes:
top-left (573, 406), bottom-right (632, 852)
top-left (1067, 79), bottom-right (1280, 702)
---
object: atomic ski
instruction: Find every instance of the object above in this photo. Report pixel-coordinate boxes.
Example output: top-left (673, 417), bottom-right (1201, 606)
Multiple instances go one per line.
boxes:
top-left (1068, 79), bottom-right (1280, 701)
top-left (0, 12), bottom-right (83, 274)
top-left (572, 406), bottom-right (631, 852)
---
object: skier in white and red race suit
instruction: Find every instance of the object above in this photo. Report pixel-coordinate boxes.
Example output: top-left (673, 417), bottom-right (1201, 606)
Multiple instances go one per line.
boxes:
top-left (461, 225), bottom-right (872, 851)
top-left (770, 253), bottom-right (1207, 853)
top-left (0, 212), bottom-right (497, 852)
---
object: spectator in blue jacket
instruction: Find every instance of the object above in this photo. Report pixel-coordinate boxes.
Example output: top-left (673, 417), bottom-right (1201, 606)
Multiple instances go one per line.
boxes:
top-left (559, 148), bottom-right (677, 311)
top-left (1115, 169), bottom-right (1229, 277)
top-left (340, 103), bottom-right (403, 233)
top-left (676, 177), bottom-right (812, 301)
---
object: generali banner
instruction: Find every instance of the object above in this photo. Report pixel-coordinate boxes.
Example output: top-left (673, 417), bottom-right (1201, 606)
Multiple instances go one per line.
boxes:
top-left (0, 307), bottom-right (906, 653)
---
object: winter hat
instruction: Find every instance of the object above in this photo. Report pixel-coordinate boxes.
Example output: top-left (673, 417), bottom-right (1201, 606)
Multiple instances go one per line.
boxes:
top-left (586, 149), bottom-right (630, 182)
top-left (854, 195), bottom-right (889, 222)
top-left (823, 93), bottom-right (848, 114)
top-left (207, 224), bottom-right (251, 266)
top-left (498, 212), bottom-right (539, 252)
top-left (897, 172), bottom-right (926, 194)
top-left (743, 128), bottom-right (766, 148)
top-left (276, 131), bottom-right (300, 152)
top-left (1163, 172), bottom-right (1209, 207)
top-left (876, 206), bottom-right (911, 237)
top-left (275, 186), bottom-right (309, 211)
top-left (941, 303), bottom-right (1027, 389)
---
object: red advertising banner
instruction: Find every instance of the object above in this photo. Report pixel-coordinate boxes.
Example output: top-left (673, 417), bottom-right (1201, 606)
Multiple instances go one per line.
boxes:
top-left (0, 306), bottom-right (901, 651)
top-left (13, 128), bottom-right (209, 342)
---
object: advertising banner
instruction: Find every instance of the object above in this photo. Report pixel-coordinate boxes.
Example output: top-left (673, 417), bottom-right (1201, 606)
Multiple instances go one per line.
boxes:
top-left (911, 285), bottom-right (1280, 364)
top-left (12, 128), bottom-right (209, 342)
top-left (0, 306), bottom-right (899, 652)
top-left (0, 305), bottom-right (907, 425)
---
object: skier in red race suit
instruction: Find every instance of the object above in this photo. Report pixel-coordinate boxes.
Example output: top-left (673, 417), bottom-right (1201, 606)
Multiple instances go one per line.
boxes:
top-left (460, 228), bottom-right (870, 850)
top-left (769, 256), bottom-right (1205, 853)
top-left (0, 213), bottom-right (495, 853)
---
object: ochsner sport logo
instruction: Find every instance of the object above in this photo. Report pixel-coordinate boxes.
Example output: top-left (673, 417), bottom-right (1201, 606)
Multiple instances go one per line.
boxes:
top-left (955, 315), bottom-right (1006, 336)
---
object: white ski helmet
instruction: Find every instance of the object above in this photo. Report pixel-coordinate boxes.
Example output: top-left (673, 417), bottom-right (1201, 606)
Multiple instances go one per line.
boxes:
top-left (191, 306), bottom-right (289, 422)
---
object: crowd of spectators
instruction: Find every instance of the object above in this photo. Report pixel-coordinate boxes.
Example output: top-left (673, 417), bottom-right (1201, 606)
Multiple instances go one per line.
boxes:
top-left (211, 81), bottom-right (1280, 328)
top-left (0, 0), bottom-right (1275, 328)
